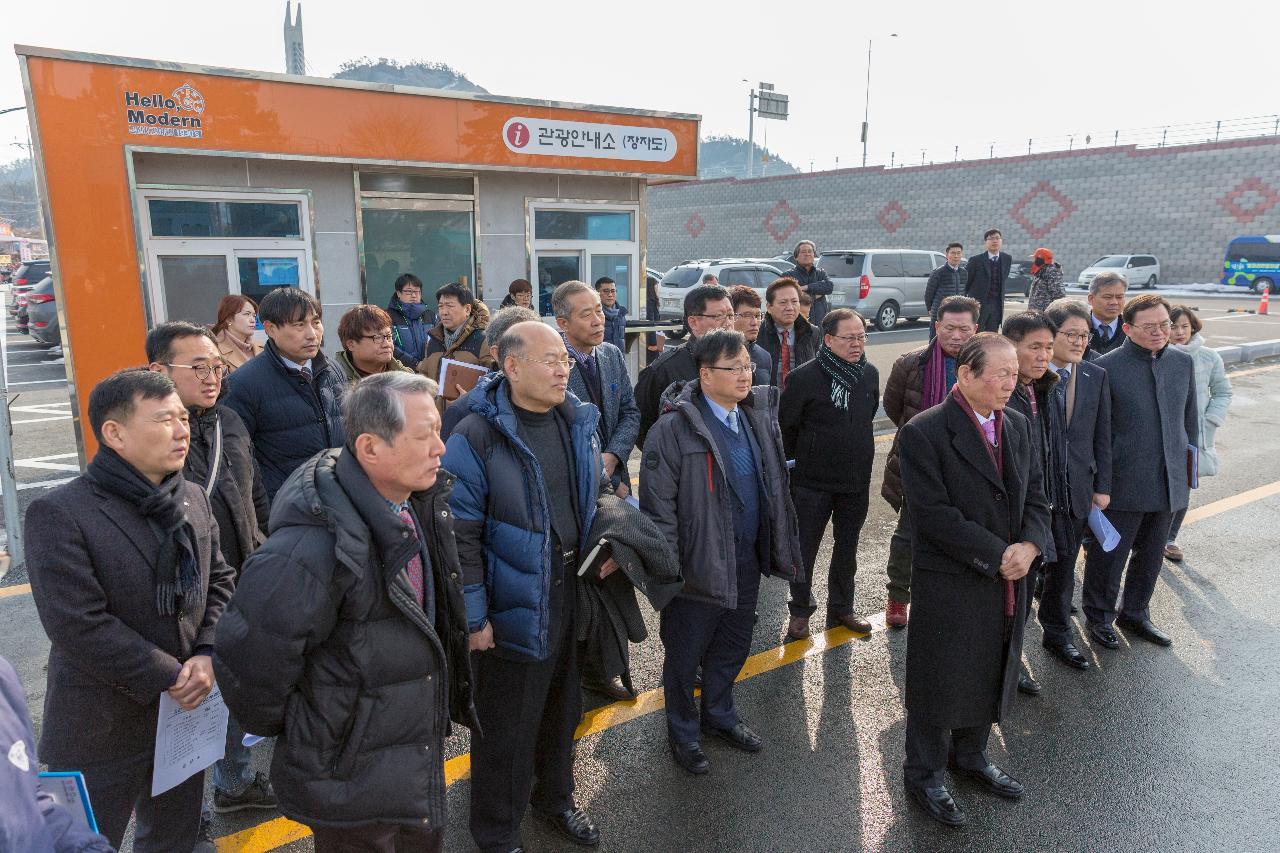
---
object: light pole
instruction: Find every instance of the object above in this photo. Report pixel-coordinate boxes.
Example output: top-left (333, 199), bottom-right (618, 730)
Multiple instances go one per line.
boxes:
top-left (861, 33), bottom-right (898, 168)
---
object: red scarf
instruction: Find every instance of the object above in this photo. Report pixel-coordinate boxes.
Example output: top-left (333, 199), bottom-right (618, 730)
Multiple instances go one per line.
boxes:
top-left (951, 387), bottom-right (1015, 617)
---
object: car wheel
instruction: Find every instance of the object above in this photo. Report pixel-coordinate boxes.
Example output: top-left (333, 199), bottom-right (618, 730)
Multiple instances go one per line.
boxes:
top-left (1253, 277), bottom-right (1274, 295)
top-left (1146, 275), bottom-right (1157, 289)
top-left (875, 301), bottom-right (900, 332)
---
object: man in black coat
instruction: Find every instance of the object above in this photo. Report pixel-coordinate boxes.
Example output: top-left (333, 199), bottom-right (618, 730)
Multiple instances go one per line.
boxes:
top-left (146, 322), bottom-right (277, 824)
top-left (223, 286), bottom-right (345, 499)
top-left (779, 309), bottom-right (879, 640)
top-left (965, 228), bottom-right (1013, 333)
top-left (635, 283), bottom-right (734, 446)
top-left (898, 334), bottom-right (1050, 828)
top-left (757, 277), bottom-right (819, 388)
top-left (1083, 294), bottom-right (1198, 650)
top-left (213, 373), bottom-right (477, 853)
top-left (1038, 299), bottom-right (1112, 669)
top-left (1085, 271), bottom-right (1129, 358)
top-left (26, 369), bottom-right (236, 852)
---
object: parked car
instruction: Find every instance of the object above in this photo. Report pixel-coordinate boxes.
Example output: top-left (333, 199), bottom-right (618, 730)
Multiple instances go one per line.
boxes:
top-left (8, 260), bottom-right (51, 315)
top-left (655, 258), bottom-right (788, 321)
top-left (26, 275), bottom-right (60, 346)
top-left (1077, 254), bottom-right (1160, 290)
top-left (816, 249), bottom-right (947, 332)
top-left (1006, 260), bottom-right (1033, 297)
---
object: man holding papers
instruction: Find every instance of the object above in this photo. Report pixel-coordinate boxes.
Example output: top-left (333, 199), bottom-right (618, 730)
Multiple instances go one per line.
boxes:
top-left (1083, 294), bottom-right (1199, 650)
top-left (25, 369), bottom-right (235, 852)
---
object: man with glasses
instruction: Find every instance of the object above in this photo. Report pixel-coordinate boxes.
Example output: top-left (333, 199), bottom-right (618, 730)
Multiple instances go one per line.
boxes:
top-left (758, 278), bottom-right (818, 388)
top-left (779, 309), bottom-right (879, 640)
top-left (445, 321), bottom-right (611, 851)
top-left (386, 272), bottom-right (435, 369)
top-left (594, 276), bottom-right (628, 352)
top-left (1086, 271), bottom-right (1129, 358)
top-left (1082, 294), bottom-right (1198, 650)
top-left (146, 322), bottom-right (275, 847)
top-left (335, 305), bottom-right (413, 381)
top-left (728, 284), bottom-right (773, 386)
top-left (641, 329), bottom-right (802, 775)
top-left (635, 283), bottom-right (735, 446)
top-left (965, 228), bottom-right (1013, 333)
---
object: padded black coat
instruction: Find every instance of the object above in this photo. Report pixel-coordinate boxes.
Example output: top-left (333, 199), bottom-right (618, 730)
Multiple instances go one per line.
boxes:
top-left (779, 358), bottom-right (881, 493)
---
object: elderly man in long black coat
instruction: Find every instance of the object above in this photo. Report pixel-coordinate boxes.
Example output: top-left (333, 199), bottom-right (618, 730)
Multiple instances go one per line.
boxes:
top-left (897, 334), bottom-right (1051, 828)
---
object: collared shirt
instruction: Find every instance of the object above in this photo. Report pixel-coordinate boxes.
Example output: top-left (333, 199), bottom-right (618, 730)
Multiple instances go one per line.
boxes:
top-left (562, 334), bottom-right (597, 368)
top-left (776, 325), bottom-right (793, 344)
top-left (701, 394), bottom-right (740, 432)
top-left (1091, 315), bottom-right (1119, 339)
top-left (988, 253), bottom-right (1001, 263)
top-left (1051, 360), bottom-right (1073, 380)
top-left (278, 354), bottom-right (313, 373)
top-left (974, 409), bottom-right (995, 427)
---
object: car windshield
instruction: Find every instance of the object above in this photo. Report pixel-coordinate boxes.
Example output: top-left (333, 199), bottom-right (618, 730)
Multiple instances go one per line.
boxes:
top-left (1091, 256), bottom-right (1128, 268)
top-left (660, 266), bottom-right (704, 288)
top-left (817, 253), bottom-right (865, 277)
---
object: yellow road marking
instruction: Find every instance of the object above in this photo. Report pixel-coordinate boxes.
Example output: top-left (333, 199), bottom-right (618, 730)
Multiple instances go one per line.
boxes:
top-left (1183, 480), bottom-right (1280, 525)
top-left (0, 583), bottom-right (32, 599)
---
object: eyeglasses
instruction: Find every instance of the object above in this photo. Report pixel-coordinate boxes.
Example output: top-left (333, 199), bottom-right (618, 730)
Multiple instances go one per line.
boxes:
top-left (733, 311), bottom-right (764, 322)
top-left (706, 363), bottom-right (754, 376)
top-left (168, 362), bottom-right (227, 380)
top-left (398, 288), bottom-right (422, 296)
top-left (829, 333), bottom-right (867, 344)
top-left (1058, 331), bottom-right (1090, 342)
top-left (361, 333), bottom-right (396, 344)
top-left (513, 355), bottom-right (575, 370)
top-left (695, 313), bottom-right (736, 325)
top-left (1134, 321), bottom-right (1173, 334)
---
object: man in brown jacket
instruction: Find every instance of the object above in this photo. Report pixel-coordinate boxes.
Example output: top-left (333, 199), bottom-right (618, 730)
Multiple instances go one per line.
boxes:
top-left (880, 296), bottom-right (978, 626)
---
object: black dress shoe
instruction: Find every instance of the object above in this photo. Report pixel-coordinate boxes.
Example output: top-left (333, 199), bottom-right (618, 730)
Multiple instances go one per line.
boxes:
top-left (701, 721), bottom-right (763, 753)
top-left (906, 784), bottom-right (967, 827)
top-left (955, 763), bottom-right (1024, 799)
top-left (1116, 616), bottom-right (1173, 647)
top-left (1043, 640), bottom-right (1090, 670)
top-left (535, 806), bottom-right (600, 847)
top-left (582, 675), bottom-right (635, 701)
top-left (1088, 623), bottom-right (1120, 649)
top-left (1017, 673), bottom-right (1042, 696)
top-left (669, 739), bottom-right (710, 775)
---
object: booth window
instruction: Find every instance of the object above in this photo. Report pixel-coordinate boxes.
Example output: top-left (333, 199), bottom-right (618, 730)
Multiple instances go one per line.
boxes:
top-left (147, 199), bottom-right (302, 238)
top-left (534, 210), bottom-right (632, 241)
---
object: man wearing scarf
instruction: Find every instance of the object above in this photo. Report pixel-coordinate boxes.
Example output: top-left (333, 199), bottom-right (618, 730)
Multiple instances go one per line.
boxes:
top-left (26, 369), bottom-right (235, 852)
top-left (879, 295), bottom-right (980, 627)
top-left (145, 322), bottom-right (277, 838)
top-left (778, 309), bottom-right (880, 640)
top-left (897, 334), bottom-right (1050, 827)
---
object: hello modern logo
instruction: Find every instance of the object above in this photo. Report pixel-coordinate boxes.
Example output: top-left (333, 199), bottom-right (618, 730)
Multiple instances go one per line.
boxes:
top-left (125, 83), bottom-right (206, 138)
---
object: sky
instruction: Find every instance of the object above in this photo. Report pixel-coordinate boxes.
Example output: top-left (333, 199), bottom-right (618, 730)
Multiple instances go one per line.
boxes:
top-left (1, 0), bottom-right (1275, 171)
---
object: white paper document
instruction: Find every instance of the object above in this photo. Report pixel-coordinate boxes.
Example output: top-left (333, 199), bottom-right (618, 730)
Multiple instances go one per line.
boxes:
top-left (152, 684), bottom-right (230, 796)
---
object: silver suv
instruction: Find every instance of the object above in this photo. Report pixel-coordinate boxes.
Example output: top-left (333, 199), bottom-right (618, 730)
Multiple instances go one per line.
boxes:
top-left (817, 249), bottom-right (946, 331)
top-left (655, 258), bottom-right (790, 321)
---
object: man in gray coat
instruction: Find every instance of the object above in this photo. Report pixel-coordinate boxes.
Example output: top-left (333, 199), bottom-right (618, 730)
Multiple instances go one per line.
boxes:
top-left (1083, 293), bottom-right (1199, 649)
top-left (641, 330), bottom-right (803, 776)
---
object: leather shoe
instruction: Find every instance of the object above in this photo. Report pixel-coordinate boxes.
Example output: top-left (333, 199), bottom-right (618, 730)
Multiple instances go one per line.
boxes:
top-left (955, 763), bottom-right (1024, 799)
top-left (1088, 623), bottom-right (1120, 649)
top-left (1017, 673), bottom-right (1041, 696)
top-left (832, 612), bottom-right (873, 634)
top-left (1163, 543), bottom-right (1184, 562)
top-left (886, 599), bottom-right (909, 629)
top-left (1043, 640), bottom-right (1090, 670)
top-left (582, 675), bottom-right (635, 702)
top-left (1116, 616), bottom-right (1173, 647)
top-left (906, 783), bottom-right (967, 827)
top-left (785, 615), bottom-right (810, 640)
top-left (701, 721), bottom-right (763, 753)
top-left (669, 739), bottom-right (709, 775)
top-left (1071, 603), bottom-right (1079, 614)
top-left (535, 806), bottom-right (600, 847)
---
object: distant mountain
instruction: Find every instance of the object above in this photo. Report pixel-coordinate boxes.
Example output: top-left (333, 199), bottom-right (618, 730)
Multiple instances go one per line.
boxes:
top-left (333, 57), bottom-right (489, 93)
top-left (699, 135), bottom-right (798, 180)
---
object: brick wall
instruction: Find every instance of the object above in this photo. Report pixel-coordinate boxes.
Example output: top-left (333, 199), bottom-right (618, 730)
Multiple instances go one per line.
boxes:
top-left (647, 137), bottom-right (1280, 283)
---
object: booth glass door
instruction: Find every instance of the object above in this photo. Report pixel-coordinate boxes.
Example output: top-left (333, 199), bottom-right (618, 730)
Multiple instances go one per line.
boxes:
top-left (360, 198), bottom-right (475, 313)
top-left (535, 252), bottom-right (582, 316)
top-left (146, 246), bottom-right (308, 328)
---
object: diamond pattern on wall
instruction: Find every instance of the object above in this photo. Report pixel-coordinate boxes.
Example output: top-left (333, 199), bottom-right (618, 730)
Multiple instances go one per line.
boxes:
top-left (1009, 180), bottom-right (1076, 240)
top-left (684, 212), bottom-right (706, 238)
top-left (876, 200), bottom-right (909, 234)
top-left (763, 200), bottom-right (801, 244)
top-left (1218, 177), bottom-right (1280, 224)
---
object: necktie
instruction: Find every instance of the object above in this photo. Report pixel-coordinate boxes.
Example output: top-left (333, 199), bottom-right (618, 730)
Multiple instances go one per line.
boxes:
top-left (298, 366), bottom-right (313, 383)
top-left (1098, 325), bottom-right (1111, 343)
top-left (1057, 367), bottom-right (1070, 383)
top-left (780, 330), bottom-right (791, 387)
top-left (980, 418), bottom-right (997, 447)
top-left (397, 508), bottom-right (425, 608)
top-left (726, 409), bottom-right (739, 434)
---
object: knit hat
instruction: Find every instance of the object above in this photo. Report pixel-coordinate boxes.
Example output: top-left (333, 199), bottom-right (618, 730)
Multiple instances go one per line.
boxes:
top-left (1031, 247), bottom-right (1054, 275)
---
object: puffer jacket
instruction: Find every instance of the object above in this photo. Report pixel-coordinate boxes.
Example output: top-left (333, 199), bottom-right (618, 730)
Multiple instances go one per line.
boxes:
top-left (223, 341), bottom-right (346, 499)
top-left (386, 297), bottom-right (435, 369)
top-left (213, 449), bottom-right (476, 832)
top-left (602, 303), bottom-right (628, 352)
top-left (880, 343), bottom-right (929, 510)
top-left (1028, 263), bottom-right (1066, 313)
top-left (639, 380), bottom-right (802, 609)
top-left (1175, 333), bottom-right (1232, 476)
top-left (444, 375), bottom-right (603, 661)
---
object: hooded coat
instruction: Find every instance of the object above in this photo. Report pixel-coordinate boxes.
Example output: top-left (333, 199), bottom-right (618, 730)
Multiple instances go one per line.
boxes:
top-left (1174, 333), bottom-right (1231, 477)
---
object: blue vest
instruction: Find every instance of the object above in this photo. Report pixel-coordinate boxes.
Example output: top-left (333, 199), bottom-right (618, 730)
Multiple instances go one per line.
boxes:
top-left (699, 396), bottom-right (767, 576)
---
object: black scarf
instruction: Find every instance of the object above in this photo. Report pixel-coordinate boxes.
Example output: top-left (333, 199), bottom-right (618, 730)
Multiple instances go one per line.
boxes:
top-left (816, 345), bottom-right (867, 410)
top-left (87, 446), bottom-right (198, 616)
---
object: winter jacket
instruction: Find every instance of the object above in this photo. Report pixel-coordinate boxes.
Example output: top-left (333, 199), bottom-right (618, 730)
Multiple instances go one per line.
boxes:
top-left (443, 376), bottom-right (603, 661)
top-left (213, 449), bottom-right (477, 832)
top-left (635, 342), bottom-right (699, 447)
top-left (334, 349), bottom-right (413, 383)
top-left (223, 341), bottom-right (346, 499)
top-left (184, 403), bottom-right (268, 572)
top-left (602, 304), bottom-right (628, 352)
top-left (748, 342), bottom-right (773, 386)
top-left (1175, 333), bottom-right (1232, 477)
top-left (639, 380), bottom-right (802, 609)
top-left (880, 343), bottom-right (930, 510)
top-left (386, 297), bottom-right (435, 369)
top-left (779, 357), bottom-right (881, 493)
top-left (925, 264), bottom-right (968, 320)
top-left (1028, 263), bottom-right (1066, 313)
top-left (783, 263), bottom-right (833, 326)
top-left (757, 313), bottom-right (819, 386)
top-left (418, 305), bottom-right (495, 402)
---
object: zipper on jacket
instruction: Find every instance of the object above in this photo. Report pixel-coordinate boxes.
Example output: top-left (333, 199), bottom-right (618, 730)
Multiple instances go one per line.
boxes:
top-left (705, 451), bottom-right (714, 493)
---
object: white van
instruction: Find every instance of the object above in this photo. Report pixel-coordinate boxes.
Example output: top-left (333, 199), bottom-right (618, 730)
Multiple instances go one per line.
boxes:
top-left (817, 249), bottom-right (946, 331)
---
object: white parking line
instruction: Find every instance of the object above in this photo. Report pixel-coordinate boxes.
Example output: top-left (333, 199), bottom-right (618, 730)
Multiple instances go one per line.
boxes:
top-left (0, 476), bottom-right (76, 495)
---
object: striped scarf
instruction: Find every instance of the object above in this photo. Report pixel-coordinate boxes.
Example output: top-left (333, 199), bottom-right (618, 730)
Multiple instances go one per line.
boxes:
top-left (816, 345), bottom-right (867, 410)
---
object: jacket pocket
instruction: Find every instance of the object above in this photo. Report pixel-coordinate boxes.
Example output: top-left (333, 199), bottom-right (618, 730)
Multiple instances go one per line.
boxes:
top-left (332, 694), bottom-right (376, 779)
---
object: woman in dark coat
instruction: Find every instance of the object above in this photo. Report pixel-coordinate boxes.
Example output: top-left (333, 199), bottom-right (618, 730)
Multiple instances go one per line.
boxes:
top-left (783, 239), bottom-right (833, 327)
top-left (1027, 247), bottom-right (1066, 313)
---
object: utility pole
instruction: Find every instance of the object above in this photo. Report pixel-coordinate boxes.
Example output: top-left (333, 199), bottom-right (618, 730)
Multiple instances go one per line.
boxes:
top-left (746, 86), bottom-right (756, 178)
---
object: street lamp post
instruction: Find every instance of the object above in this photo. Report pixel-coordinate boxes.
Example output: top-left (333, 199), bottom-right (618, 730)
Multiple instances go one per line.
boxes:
top-left (861, 34), bottom-right (898, 168)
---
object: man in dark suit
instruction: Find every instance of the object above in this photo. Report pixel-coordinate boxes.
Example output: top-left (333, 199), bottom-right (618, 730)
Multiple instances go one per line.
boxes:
top-left (729, 284), bottom-right (773, 385)
top-left (1083, 294), bottom-right (1198, 650)
top-left (898, 334), bottom-right (1050, 827)
top-left (25, 369), bottom-right (236, 852)
top-left (965, 228), bottom-right (1013, 333)
top-left (1038, 299), bottom-right (1112, 669)
top-left (1086, 271), bottom-right (1129, 358)
top-left (757, 278), bottom-right (819, 387)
